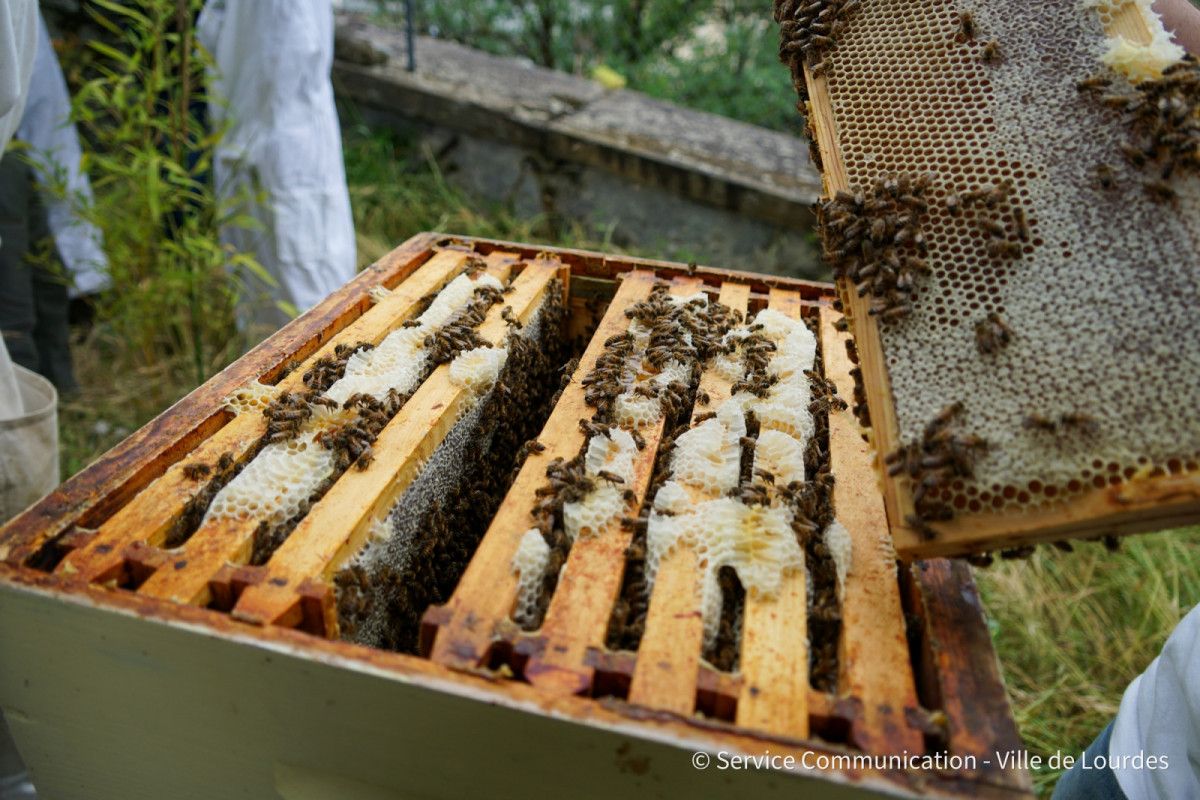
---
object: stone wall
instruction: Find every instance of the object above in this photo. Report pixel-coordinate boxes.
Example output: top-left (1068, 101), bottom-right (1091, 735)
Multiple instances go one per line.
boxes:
top-left (333, 15), bottom-right (827, 279)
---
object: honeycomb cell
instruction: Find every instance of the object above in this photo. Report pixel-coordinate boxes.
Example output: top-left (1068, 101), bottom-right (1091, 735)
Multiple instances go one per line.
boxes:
top-left (805, 0), bottom-right (1200, 516)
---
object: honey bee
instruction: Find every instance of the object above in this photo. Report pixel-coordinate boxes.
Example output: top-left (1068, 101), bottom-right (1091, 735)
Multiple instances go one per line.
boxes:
top-left (979, 40), bottom-right (1002, 63)
top-left (1059, 411), bottom-right (1099, 434)
top-left (217, 452), bottom-right (235, 471)
top-left (977, 217), bottom-right (1007, 237)
top-left (925, 401), bottom-right (964, 441)
top-left (965, 551), bottom-right (994, 568)
top-left (986, 240), bottom-right (1023, 259)
top-left (1076, 75), bottom-right (1111, 92)
top-left (1013, 208), bottom-right (1031, 241)
top-left (1022, 413), bottom-right (1059, 432)
top-left (181, 462), bottom-right (211, 480)
top-left (1144, 180), bottom-right (1177, 202)
top-left (958, 11), bottom-right (975, 39)
top-left (597, 470), bottom-right (626, 485)
top-left (905, 514), bottom-right (939, 541)
top-left (945, 193), bottom-right (961, 216)
top-left (974, 311), bottom-right (1013, 354)
top-left (1119, 143), bottom-right (1147, 167)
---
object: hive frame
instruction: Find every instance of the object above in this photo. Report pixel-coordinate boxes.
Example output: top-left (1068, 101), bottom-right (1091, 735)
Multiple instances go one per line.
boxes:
top-left (800, 1), bottom-right (1200, 560)
top-left (0, 234), bottom-right (1029, 799)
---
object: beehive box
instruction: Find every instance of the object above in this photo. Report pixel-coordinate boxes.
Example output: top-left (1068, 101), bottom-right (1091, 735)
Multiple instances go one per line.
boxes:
top-left (778, 0), bottom-right (1200, 561)
top-left (0, 233), bottom-right (1030, 799)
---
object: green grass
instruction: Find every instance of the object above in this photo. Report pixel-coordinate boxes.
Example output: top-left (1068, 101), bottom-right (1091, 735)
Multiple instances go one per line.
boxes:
top-left (975, 529), bottom-right (1200, 795)
top-left (52, 124), bottom-right (1200, 800)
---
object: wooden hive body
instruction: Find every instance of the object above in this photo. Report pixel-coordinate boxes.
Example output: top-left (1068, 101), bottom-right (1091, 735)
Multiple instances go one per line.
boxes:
top-left (0, 233), bottom-right (1029, 799)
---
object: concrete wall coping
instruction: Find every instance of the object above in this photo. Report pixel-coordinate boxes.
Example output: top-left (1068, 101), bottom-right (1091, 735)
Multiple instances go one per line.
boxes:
top-left (332, 14), bottom-right (823, 229)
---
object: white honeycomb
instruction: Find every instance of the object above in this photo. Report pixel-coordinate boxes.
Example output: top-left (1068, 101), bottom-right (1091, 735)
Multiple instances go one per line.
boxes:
top-left (611, 293), bottom-right (705, 428)
top-left (647, 498), bottom-right (804, 649)
top-left (670, 402), bottom-right (746, 495)
top-left (819, 0), bottom-right (1200, 514)
top-left (203, 272), bottom-right (503, 533)
top-left (563, 428), bottom-right (638, 543)
top-left (367, 285), bottom-right (392, 305)
top-left (450, 346), bottom-right (508, 394)
top-left (326, 273), bottom-right (503, 406)
top-left (512, 528), bottom-right (552, 628)
top-left (823, 518), bottom-right (854, 603)
top-left (204, 428), bottom-right (336, 526)
top-left (641, 309), bottom-right (818, 649)
top-left (222, 381), bottom-right (278, 416)
top-left (753, 429), bottom-right (807, 487)
top-left (1083, 0), bottom-right (1185, 82)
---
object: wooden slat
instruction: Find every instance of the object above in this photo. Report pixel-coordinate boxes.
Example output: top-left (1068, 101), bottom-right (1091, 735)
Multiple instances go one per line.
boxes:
top-left (230, 258), bottom-right (564, 631)
top-left (820, 306), bottom-right (923, 756)
top-left (913, 558), bottom-right (1033, 794)
top-left (134, 254), bottom-right (517, 607)
top-left (733, 287), bottom-right (809, 738)
top-left (626, 281), bottom-right (750, 716)
top-left (55, 250), bottom-right (473, 586)
top-left (0, 234), bottom-right (443, 569)
top-left (521, 277), bottom-right (706, 696)
top-left (426, 271), bottom-right (661, 670)
top-left (737, 572), bottom-right (808, 736)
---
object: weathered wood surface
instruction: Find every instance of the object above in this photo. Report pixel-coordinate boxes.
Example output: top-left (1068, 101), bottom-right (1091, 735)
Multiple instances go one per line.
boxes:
top-left (0, 234), bottom-right (444, 568)
top-left (57, 250), bottom-right (472, 590)
top-left (733, 288), bottom-right (809, 739)
top-left (820, 307), bottom-right (923, 756)
top-left (135, 255), bottom-right (516, 608)
top-left (231, 257), bottom-right (562, 632)
top-left (627, 281), bottom-right (751, 716)
top-left (426, 271), bottom-right (661, 671)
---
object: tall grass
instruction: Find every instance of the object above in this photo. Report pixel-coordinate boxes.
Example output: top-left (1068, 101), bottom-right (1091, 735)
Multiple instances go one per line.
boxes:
top-left (975, 528), bottom-right (1200, 795)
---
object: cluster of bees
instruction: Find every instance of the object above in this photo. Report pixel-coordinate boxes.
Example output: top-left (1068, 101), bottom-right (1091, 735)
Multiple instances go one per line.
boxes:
top-left (426, 284), bottom-right (504, 365)
top-left (773, 0), bottom-right (861, 86)
top-left (302, 341), bottom-right (374, 393)
top-left (525, 282), bottom-right (745, 632)
top-left (165, 452), bottom-right (239, 550)
top-left (1081, 56), bottom-right (1200, 202)
top-left (885, 401), bottom-right (988, 540)
top-left (816, 173), bottom-right (934, 322)
top-left (339, 278), bottom-right (571, 652)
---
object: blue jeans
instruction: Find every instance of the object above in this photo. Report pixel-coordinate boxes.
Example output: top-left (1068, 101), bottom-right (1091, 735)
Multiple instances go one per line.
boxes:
top-left (1051, 721), bottom-right (1128, 800)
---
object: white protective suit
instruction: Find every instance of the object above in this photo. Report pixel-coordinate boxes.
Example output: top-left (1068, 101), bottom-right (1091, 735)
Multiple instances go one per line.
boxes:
top-left (17, 14), bottom-right (109, 298)
top-left (198, 0), bottom-right (356, 330)
top-left (0, 0), bottom-right (39, 420)
top-left (0, 1), bottom-right (37, 162)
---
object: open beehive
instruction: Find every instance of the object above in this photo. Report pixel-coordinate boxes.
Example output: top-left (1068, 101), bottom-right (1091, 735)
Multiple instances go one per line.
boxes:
top-left (779, 0), bottom-right (1200, 559)
top-left (0, 234), bottom-right (1029, 799)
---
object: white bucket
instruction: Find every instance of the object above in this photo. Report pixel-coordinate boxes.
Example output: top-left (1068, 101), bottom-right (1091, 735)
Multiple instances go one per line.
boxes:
top-left (0, 365), bottom-right (59, 525)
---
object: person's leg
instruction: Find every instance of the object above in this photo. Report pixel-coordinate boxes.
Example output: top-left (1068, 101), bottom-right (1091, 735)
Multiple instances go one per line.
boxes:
top-left (1050, 721), bottom-right (1128, 800)
top-left (25, 175), bottom-right (76, 394)
top-left (0, 156), bottom-right (39, 374)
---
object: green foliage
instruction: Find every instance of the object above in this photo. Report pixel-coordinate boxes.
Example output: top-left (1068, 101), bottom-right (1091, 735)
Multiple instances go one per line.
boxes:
top-left (62, 0), bottom-right (266, 392)
top-left (382, 0), bottom-right (801, 134)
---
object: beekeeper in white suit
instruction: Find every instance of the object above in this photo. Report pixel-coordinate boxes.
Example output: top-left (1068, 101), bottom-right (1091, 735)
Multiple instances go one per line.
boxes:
top-left (0, 2), bottom-right (43, 795)
top-left (198, 0), bottom-right (356, 331)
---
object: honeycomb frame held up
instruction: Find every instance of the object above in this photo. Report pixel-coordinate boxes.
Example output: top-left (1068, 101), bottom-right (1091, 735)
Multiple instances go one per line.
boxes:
top-left (787, 0), bottom-right (1200, 558)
